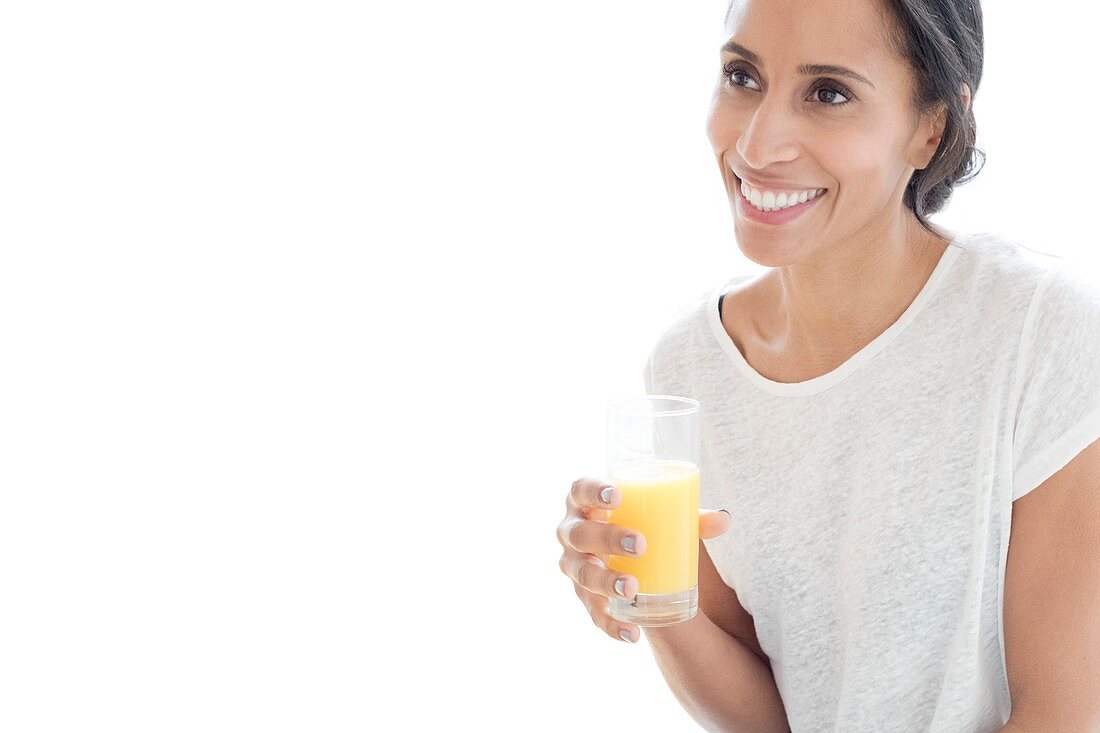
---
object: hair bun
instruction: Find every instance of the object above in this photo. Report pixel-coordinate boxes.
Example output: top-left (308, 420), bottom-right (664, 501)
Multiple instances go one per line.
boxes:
top-left (885, 0), bottom-right (985, 233)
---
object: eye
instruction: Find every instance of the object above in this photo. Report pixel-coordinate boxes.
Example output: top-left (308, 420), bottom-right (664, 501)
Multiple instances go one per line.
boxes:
top-left (721, 62), bottom-right (756, 91)
top-left (723, 62), bottom-right (761, 91)
top-left (722, 61), bottom-right (854, 107)
top-left (813, 83), bottom-right (852, 106)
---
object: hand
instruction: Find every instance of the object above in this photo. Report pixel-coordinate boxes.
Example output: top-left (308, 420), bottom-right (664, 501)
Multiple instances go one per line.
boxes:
top-left (556, 475), bottom-right (732, 643)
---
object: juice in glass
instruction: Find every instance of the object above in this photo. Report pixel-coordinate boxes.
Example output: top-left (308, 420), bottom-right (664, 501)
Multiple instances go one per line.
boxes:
top-left (606, 395), bottom-right (700, 626)
top-left (607, 459), bottom-right (699, 623)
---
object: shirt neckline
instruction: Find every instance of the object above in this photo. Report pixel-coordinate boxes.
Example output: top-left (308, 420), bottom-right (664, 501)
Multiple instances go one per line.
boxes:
top-left (707, 232), bottom-right (970, 397)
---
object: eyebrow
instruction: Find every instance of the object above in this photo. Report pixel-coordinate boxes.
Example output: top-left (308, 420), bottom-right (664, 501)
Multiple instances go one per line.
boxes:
top-left (721, 40), bottom-right (876, 89)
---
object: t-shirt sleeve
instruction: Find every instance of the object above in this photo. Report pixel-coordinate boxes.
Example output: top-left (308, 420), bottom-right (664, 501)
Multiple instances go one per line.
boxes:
top-left (1011, 261), bottom-right (1100, 501)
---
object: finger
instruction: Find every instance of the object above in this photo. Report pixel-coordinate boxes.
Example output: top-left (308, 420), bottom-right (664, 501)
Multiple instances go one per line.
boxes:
top-left (578, 586), bottom-right (641, 643)
top-left (568, 476), bottom-right (619, 512)
top-left (561, 551), bottom-right (639, 600)
top-left (558, 515), bottom-right (646, 557)
top-left (700, 508), bottom-right (732, 539)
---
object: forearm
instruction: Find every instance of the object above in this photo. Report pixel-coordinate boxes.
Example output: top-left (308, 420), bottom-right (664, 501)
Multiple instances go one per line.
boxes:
top-left (997, 717), bottom-right (1097, 732)
top-left (643, 610), bottom-right (789, 733)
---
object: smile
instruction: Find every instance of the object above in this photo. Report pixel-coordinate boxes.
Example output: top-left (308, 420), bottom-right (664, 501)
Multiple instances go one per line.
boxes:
top-left (734, 174), bottom-right (828, 225)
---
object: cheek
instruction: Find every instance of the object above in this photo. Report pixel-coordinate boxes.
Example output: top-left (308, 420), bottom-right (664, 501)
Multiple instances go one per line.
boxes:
top-left (814, 126), bottom-right (898, 194)
top-left (705, 94), bottom-right (738, 153)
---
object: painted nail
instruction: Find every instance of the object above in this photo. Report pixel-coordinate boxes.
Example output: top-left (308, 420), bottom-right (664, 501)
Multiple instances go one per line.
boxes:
top-left (619, 629), bottom-right (635, 643)
top-left (600, 487), bottom-right (614, 504)
top-left (621, 536), bottom-right (636, 554)
top-left (614, 578), bottom-right (626, 596)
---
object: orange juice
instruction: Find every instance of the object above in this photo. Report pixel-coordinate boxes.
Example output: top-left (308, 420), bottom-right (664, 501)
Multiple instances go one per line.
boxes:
top-left (606, 459), bottom-right (699, 595)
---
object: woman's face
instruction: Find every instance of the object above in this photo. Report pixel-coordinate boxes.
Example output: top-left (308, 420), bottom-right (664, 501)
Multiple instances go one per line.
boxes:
top-left (707, 0), bottom-right (949, 265)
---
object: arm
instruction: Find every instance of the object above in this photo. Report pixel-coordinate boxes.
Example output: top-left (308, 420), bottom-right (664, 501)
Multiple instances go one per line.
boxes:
top-left (643, 541), bottom-right (789, 733)
top-left (1000, 438), bottom-right (1100, 732)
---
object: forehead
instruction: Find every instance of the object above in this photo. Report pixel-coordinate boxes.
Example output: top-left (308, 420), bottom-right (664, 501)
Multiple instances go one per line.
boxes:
top-left (724, 0), bottom-right (899, 71)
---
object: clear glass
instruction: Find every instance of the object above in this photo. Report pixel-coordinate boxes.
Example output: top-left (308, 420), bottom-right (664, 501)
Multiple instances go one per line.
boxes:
top-left (605, 395), bottom-right (700, 627)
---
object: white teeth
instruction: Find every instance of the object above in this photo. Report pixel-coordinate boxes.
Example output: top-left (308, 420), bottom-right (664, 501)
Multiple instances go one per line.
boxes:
top-left (737, 176), bottom-right (826, 212)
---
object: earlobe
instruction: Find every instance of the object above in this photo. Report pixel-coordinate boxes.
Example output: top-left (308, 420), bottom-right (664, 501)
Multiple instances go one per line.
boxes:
top-left (960, 82), bottom-right (972, 114)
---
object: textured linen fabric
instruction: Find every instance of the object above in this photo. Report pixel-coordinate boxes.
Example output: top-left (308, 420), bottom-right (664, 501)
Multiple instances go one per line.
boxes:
top-left (640, 231), bottom-right (1100, 732)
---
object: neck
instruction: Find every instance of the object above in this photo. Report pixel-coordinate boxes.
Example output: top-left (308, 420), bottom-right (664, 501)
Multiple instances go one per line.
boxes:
top-left (762, 214), bottom-right (952, 368)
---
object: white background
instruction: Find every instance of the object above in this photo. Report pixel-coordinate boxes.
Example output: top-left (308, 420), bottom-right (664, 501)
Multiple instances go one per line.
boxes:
top-left (0, 1), bottom-right (1096, 730)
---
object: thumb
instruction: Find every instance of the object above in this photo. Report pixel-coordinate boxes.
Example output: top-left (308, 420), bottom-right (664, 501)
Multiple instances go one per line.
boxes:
top-left (699, 508), bottom-right (731, 540)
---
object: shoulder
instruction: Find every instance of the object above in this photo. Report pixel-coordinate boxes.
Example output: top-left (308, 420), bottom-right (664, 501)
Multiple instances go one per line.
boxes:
top-left (1019, 258), bottom-right (1100, 357)
top-left (646, 278), bottom-right (740, 378)
top-left (948, 231), bottom-right (1098, 321)
top-left (1010, 249), bottom-right (1100, 394)
top-left (1030, 257), bottom-right (1100, 318)
top-left (956, 230), bottom-right (1063, 290)
top-left (962, 230), bottom-right (1099, 289)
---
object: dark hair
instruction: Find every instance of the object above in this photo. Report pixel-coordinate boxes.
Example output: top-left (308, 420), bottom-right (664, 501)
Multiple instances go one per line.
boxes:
top-left (724, 0), bottom-right (986, 238)
top-left (880, 0), bottom-right (985, 237)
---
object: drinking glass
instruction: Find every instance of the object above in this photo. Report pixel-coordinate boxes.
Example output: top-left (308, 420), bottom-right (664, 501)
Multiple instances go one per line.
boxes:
top-left (605, 395), bottom-right (700, 627)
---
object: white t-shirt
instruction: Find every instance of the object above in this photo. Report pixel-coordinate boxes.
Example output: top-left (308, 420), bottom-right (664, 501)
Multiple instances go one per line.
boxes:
top-left (642, 231), bottom-right (1100, 732)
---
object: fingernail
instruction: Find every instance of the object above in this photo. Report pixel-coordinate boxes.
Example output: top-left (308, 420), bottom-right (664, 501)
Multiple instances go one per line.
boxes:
top-left (619, 629), bottom-right (635, 643)
top-left (719, 509), bottom-right (731, 517)
top-left (600, 487), bottom-right (614, 504)
top-left (621, 536), bottom-right (636, 554)
top-left (614, 578), bottom-right (626, 596)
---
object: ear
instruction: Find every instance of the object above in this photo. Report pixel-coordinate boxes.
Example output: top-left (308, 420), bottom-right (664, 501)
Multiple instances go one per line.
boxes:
top-left (910, 102), bottom-right (947, 171)
top-left (909, 82), bottom-right (971, 171)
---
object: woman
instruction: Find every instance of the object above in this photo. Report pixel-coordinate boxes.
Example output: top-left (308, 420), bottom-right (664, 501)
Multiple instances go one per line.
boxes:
top-left (556, 0), bottom-right (1100, 731)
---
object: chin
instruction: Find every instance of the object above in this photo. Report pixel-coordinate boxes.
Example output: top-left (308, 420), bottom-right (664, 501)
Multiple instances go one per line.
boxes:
top-left (732, 223), bottom-right (809, 268)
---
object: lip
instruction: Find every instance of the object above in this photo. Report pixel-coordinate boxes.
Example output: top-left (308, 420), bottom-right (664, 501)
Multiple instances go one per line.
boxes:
top-left (733, 172), bottom-right (826, 225)
top-left (732, 170), bottom-right (826, 194)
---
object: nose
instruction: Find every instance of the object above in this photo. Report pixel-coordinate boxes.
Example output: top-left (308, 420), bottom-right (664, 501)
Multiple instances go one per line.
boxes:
top-left (735, 95), bottom-right (800, 171)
